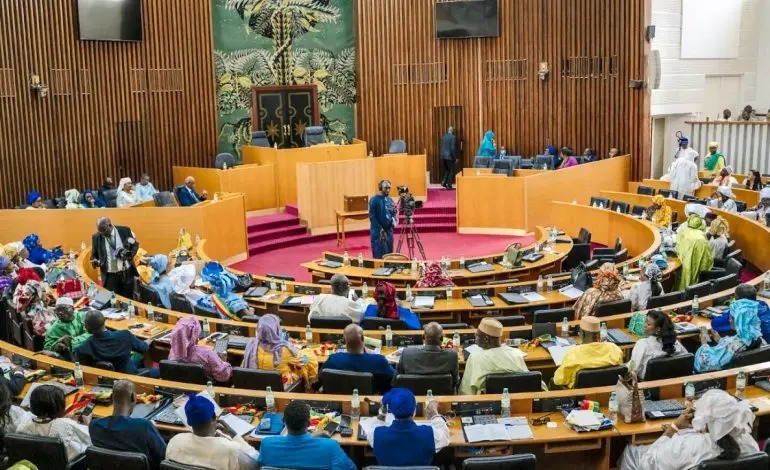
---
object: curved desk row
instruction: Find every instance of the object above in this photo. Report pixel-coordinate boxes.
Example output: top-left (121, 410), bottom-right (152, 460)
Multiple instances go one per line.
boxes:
top-left (5, 339), bottom-right (770, 470)
top-left (630, 179), bottom-right (761, 208)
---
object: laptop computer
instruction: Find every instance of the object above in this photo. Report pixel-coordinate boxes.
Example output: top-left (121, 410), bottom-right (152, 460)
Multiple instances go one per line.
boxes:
top-left (498, 292), bottom-right (529, 305)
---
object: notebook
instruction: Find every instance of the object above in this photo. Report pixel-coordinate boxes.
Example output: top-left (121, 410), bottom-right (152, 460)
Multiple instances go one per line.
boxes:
top-left (498, 292), bottom-right (529, 305)
top-left (558, 285), bottom-right (584, 299)
top-left (466, 262), bottom-right (494, 273)
top-left (220, 413), bottom-right (256, 436)
top-left (463, 418), bottom-right (534, 443)
top-left (243, 286), bottom-right (269, 298)
top-left (467, 295), bottom-right (494, 307)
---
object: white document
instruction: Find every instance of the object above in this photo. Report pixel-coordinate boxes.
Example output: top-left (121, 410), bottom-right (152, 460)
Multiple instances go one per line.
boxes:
top-left (521, 292), bottom-right (546, 302)
top-left (566, 410), bottom-right (602, 427)
top-left (220, 413), bottom-right (256, 436)
top-left (558, 285), bottom-right (584, 300)
top-left (547, 345), bottom-right (575, 366)
top-left (464, 423), bottom-right (509, 442)
top-left (463, 344), bottom-right (482, 356)
top-left (413, 296), bottom-right (435, 308)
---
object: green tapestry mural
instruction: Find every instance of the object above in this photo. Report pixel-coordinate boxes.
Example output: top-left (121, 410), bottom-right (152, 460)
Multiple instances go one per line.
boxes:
top-left (213, 0), bottom-right (356, 158)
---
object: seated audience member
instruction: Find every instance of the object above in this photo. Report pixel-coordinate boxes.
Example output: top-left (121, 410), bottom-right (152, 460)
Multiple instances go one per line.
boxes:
top-left (17, 385), bottom-right (91, 462)
top-left (711, 186), bottom-right (738, 213)
top-left (607, 147), bottom-right (620, 158)
top-left (624, 263), bottom-right (664, 310)
top-left (583, 148), bottom-right (598, 163)
top-left (743, 187), bottom-right (770, 222)
top-left (544, 144), bottom-right (561, 168)
top-left (167, 263), bottom-right (207, 306)
top-left (89, 380), bottom-right (166, 470)
top-left (574, 263), bottom-right (624, 318)
top-left (98, 177), bottom-right (115, 197)
top-left (695, 298), bottom-right (764, 372)
top-left (143, 254), bottom-right (175, 309)
top-left (76, 310), bottom-right (158, 377)
top-left (630, 310), bottom-right (686, 380)
top-left (558, 147), bottom-right (578, 169)
top-left (459, 318), bottom-right (534, 394)
top-left (713, 166), bottom-right (739, 188)
top-left (22, 233), bottom-right (63, 266)
top-left (647, 194), bottom-right (673, 227)
top-left (618, 389), bottom-right (759, 469)
top-left (675, 215), bottom-right (714, 290)
top-left (362, 281), bottom-right (421, 330)
top-left (257, 400), bottom-right (356, 470)
top-left (64, 189), bottom-right (81, 209)
top-left (322, 324), bottom-right (394, 394)
top-left (166, 395), bottom-right (258, 470)
top-left (711, 284), bottom-right (770, 344)
top-left (43, 297), bottom-right (90, 359)
top-left (706, 216), bottom-right (729, 260)
top-left (12, 268), bottom-right (55, 336)
top-left (25, 191), bottom-right (44, 209)
top-left (743, 170), bottom-right (763, 191)
top-left (81, 190), bottom-right (106, 209)
top-left (476, 130), bottom-right (496, 158)
top-left (242, 314), bottom-right (318, 390)
top-left (359, 388), bottom-right (449, 467)
top-left (169, 317), bottom-right (232, 383)
top-left (0, 256), bottom-right (15, 294)
top-left (499, 146), bottom-right (509, 157)
top-left (3, 242), bottom-right (28, 270)
top-left (721, 108), bottom-right (732, 121)
top-left (198, 262), bottom-right (253, 319)
top-left (1, 381), bottom-right (34, 434)
top-left (552, 316), bottom-right (624, 388)
top-left (135, 173), bottom-right (159, 203)
top-left (1, 362), bottom-right (27, 397)
top-left (703, 142), bottom-right (726, 176)
top-left (308, 274), bottom-right (368, 323)
top-left (116, 177), bottom-right (137, 207)
top-left (415, 261), bottom-right (454, 288)
top-left (177, 176), bottom-right (208, 207)
top-left (396, 322), bottom-right (459, 390)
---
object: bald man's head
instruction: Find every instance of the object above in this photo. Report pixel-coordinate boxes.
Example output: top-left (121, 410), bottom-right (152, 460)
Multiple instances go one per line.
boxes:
top-left (423, 322), bottom-right (443, 346)
top-left (184, 176), bottom-right (196, 188)
top-left (112, 379), bottom-right (136, 415)
top-left (343, 324), bottom-right (364, 353)
top-left (84, 309), bottom-right (105, 334)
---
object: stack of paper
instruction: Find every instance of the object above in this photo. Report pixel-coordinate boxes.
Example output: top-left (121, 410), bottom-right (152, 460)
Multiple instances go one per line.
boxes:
top-left (413, 296), bottom-right (435, 308)
top-left (219, 413), bottom-right (256, 436)
top-left (463, 418), bottom-right (534, 443)
top-left (558, 285), bottom-right (584, 299)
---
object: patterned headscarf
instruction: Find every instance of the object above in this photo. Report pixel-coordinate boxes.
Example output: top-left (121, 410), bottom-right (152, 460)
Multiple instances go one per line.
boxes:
top-left (25, 191), bottom-right (41, 206)
top-left (708, 216), bottom-right (730, 238)
top-left (730, 299), bottom-right (762, 346)
top-left (22, 234), bottom-right (40, 252)
top-left (201, 261), bottom-right (237, 297)
top-left (243, 314), bottom-right (296, 367)
top-left (651, 194), bottom-right (666, 207)
top-left (415, 262), bottom-right (454, 288)
top-left (375, 281), bottom-right (399, 319)
top-left (593, 262), bottom-right (621, 292)
top-left (168, 317), bottom-right (202, 362)
top-left (16, 268), bottom-right (41, 285)
top-left (545, 145), bottom-right (558, 156)
top-left (0, 256), bottom-right (10, 272)
top-left (2, 242), bottom-right (23, 260)
top-left (148, 254), bottom-right (169, 283)
top-left (686, 214), bottom-right (704, 230)
top-left (643, 263), bottom-right (662, 282)
top-left (64, 189), bottom-right (81, 205)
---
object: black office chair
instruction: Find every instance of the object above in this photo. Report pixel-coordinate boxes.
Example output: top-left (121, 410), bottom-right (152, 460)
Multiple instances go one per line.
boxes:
top-left (393, 374), bottom-right (453, 395)
top-left (533, 307), bottom-right (574, 323)
top-left (594, 298), bottom-right (632, 318)
top-left (214, 152), bottom-right (236, 170)
top-left (658, 189), bottom-right (678, 199)
top-left (614, 248), bottom-right (628, 263)
top-left (610, 201), bottom-right (630, 214)
top-left (495, 316), bottom-right (526, 327)
top-left (438, 322), bottom-right (468, 330)
top-left (136, 282), bottom-right (162, 306)
top-left (231, 367), bottom-right (301, 392)
top-left (574, 365), bottom-right (628, 388)
top-left (492, 159), bottom-right (513, 176)
top-left (4, 433), bottom-right (84, 470)
top-left (153, 191), bottom-right (177, 207)
top-left (473, 156), bottom-right (492, 168)
top-left (169, 293), bottom-right (194, 314)
top-left (102, 189), bottom-right (118, 208)
top-left (388, 139), bottom-right (407, 154)
top-left (643, 353), bottom-right (694, 381)
top-left (518, 158), bottom-right (534, 169)
top-left (563, 243), bottom-right (591, 271)
top-left (647, 291), bottom-right (684, 309)
top-left (309, 315), bottom-right (353, 342)
top-left (362, 317), bottom-right (407, 330)
top-left (572, 227), bottom-right (592, 245)
top-left (193, 303), bottom-right (220, 319)
top-left (589, 196), bottom-right (610, 208)
top-left (533, 155), bottom-right (554, 169)
top-left (531, 323), bottom-right (556, 338)
top-left (729, 345), bottom-right (770, 368)
top-left (501, 155), bottom-right (522, 169)
top-left (592, 247), bottom-right (617, 264)
top-left (303, 126), bottom-right (325, 146)
top-left (736, 201), bottom-right (748, 212)
top-left (710, 274), bottom-right (739, 293)
top-left (87, 447), bottom-right (149, 470)
top-left (250, 130), bottom-right (270, 147)
top-left (320, 369), bottom-right (374, 394)
top-left (485, 372), bottom-right (542, 393)
top-left (160, 461), bottom-right (212, 470)
top-left (463, 454), bottom-right (536, 470)
top-left (636, 185), bottom-right (654, 196)
top-left (685, 281), bottom-right (712, 300)
top-left (631, 205), bottom-right (647, 217)
top-left (159, 360), bottom-right (208, 385)
top-left (696, 453), bottom-right (768, 469)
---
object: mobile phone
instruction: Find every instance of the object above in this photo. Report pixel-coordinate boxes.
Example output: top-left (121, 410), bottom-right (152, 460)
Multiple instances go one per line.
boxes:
top-left (81, 403), bottom-right (96, 417)
top-left (323, 421), bottom-right (339, 434)
top-left (339, 414), bottom-right (352, 428)
top-left (258, 417), bottom-right (272, 431)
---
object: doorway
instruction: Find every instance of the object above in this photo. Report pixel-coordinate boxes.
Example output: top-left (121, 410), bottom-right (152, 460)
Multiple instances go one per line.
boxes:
top-left (432, 106), bottom-right (464, 184)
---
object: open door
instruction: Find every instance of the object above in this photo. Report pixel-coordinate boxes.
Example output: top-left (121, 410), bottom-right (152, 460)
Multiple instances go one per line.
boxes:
top-left (432, 106), bottom-right (463, 184)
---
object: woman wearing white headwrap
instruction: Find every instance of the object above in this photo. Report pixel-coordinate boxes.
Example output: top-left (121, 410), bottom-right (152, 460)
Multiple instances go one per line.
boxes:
top-left (64, 189), bottom-right (81, 209)
top-left (116, 177), bottom-right (137, 208)
top-left (167, 263), bottom-right (206, 306)
top-left (714, 186), bottom-right (738, 213)
top-left (619, 389), bottom-right (759, 469)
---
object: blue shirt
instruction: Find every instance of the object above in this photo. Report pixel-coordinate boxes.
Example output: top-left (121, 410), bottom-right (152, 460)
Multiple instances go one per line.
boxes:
top-left (257, 433), bottom-right (356, 470)
top-left (323, 351), bottom-right (395, 394)
top-left (373, 419), bottom-right (435, 467)
top-left (89, 416), bottom-right (167, 470)
top-left (711, 300), bottom-right (770, 343)
top-left (362, 304), bottom-right (422, 330)
top-left (76, 330), bottom-right (147, 373)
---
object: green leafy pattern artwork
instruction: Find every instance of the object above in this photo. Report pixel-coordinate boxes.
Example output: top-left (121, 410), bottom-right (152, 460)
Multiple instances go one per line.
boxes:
top-left (213, 0), bottom-right (356, 159)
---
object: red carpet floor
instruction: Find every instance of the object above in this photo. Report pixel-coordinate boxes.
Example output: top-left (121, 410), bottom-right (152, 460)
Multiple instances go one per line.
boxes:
top-left (232, 232), bottom-right (534, 282)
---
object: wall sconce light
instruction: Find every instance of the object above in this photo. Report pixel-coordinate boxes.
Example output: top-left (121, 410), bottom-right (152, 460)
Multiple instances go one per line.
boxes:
top-left (538, 62), bottom-right (550, 81)
top-left (30, 74), bottom-right (49, 98)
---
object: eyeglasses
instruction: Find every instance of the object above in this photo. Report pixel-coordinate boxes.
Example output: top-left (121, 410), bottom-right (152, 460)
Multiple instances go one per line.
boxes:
top-left (531, 414), bottom-right (552, 426)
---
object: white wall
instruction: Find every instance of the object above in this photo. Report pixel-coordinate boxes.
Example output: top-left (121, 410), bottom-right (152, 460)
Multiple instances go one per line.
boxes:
top-left (755, 1), bottom-right (770, 110)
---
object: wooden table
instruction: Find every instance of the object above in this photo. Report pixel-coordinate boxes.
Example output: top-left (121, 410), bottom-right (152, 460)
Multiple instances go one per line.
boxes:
top-left (336, 209), bottom-right (369, 248)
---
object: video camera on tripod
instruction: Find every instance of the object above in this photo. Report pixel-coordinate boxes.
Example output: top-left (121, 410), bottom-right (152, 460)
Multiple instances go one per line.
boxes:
top-left (397, 186), bottom-right (423, 224)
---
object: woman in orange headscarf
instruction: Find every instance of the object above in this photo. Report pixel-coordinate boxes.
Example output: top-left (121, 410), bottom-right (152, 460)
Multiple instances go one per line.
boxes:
top-left (573, 263), bottom-right (624, 318)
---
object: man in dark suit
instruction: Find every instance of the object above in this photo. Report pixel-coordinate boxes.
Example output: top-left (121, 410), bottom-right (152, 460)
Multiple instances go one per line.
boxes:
top-left (395, 322), bottom-right (459, 391)
top-left (177, 176), bottom-right (208, 207)
top-left (439, 127), bottom-right (457, 189)
top-left (90, 217), bottom-right (139, 299)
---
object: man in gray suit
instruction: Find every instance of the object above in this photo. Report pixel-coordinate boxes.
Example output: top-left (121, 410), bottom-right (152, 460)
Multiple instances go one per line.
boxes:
top-left (439, 127), bottom-right (457, 189)
top-left (395, 322), bottom-right (459, 391)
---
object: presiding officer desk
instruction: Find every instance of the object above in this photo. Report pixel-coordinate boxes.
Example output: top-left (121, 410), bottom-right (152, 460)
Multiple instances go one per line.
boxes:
top-left (6, 339), bottom-right (770, 470)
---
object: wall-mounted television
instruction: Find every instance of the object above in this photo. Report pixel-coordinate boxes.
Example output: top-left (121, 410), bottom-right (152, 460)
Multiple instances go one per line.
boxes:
top-left (435, 0), bottom-right (499, 39)
top-left (77, 0), bottom-right (143, 42)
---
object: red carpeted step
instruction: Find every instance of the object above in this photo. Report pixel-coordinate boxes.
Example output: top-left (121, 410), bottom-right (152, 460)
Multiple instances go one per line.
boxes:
top-left (247, 213), bottom-right (300, 232)
top-left (398, 214), bottom-right (456, 224)
top-left (248, 233), bottom-right (316, 255)
top-left (248, 225), bottom-right (308, 244)
top-left (285, 204), bottom-right (299, 216)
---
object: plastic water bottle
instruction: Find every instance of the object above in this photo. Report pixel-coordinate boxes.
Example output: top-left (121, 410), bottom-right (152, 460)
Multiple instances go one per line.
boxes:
top-left (202, 318), bottom-right (211, 338)
top-left (501, 388), bottom-right (511, 418)
top-left (362, 282), bottom-right (369, 299)
top-left (110, 292), bottom-right (117, 308)
top-left (206, 380), bottom-right (214, 398)
top-left (685, 382), bottom-right (695, 403)
top-left (622, 264), bottom-right (629, 278)
top-left (212, 192), bottom-right (219, 203)
top-left (765, 271), bottom-right (770, 291)
top-left (222, 162), bottom-right (228, 170)
top-left (351, 389), bottom-right (360, 419)
top-left (600, 322), bottom-right (608, 341)
top-left (343, 251), bottom-right (350, 266)
top-left (280, 280), bottom-right (287, 292)
top-left (459, 256), bottom-right (465, 269)
top-left (616, 206), bottom-right (622, 214)
top-left (73, 362), bottom-right (84, 387)
top-left (87, 282), bottom-right (97, 299)
top-left (368, 150), bottom-right (374, 157)
top-left (385, 326), bottom-right (393, 348)
top-left (265, 386), bottom-right (276, 412)
top-left (453, 331), bottom-right (461, 350)
top-left (608, 391), bottom-right (619, 422)
top-left (358, 252), bottom-right (364, 267)
top-left (546, 275), bottom-right (554, 292)
top-left (405, 284), bottom-right (413, 302)
top-left (536, 275), bottom-right (544, 293)
top-left (127, 303), bottom-right (135, 320)
top-left (305, 325), bottom-right (313, 345)
top-left (146, 303), bottom-right (155, 323)
top-left (411, 258), bottom-right (418, 273)
top-left (80, 240), bottom-right (87, 253)
top-left (736, 371), bottom-right (746, 397)
top-left (446, 287), bottom-right (452, 304)
top-left (561, 317), bottom-right (569, 338)
top-left (269, 280), bottom-right (277, 291)
top-left (273, 142), bottom-right (278, 149)
top-left (68, 250), bottom-right (76, 269)
top-left (691, 295), bottom-right (700, 315)
top-left (426, 389), bottom-right (434, 407)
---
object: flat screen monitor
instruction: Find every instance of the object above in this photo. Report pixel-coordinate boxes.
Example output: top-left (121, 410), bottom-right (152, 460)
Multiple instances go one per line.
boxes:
top-left (77, 0), bottom-right (143, 42)
top-left (435, 0), bottom-right (499, 39)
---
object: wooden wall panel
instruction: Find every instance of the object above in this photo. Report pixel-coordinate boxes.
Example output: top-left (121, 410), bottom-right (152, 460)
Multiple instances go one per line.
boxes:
top-left (356, 0), bottom-right (651, 181)
top-left (0, 0), bottom-right (216, 208)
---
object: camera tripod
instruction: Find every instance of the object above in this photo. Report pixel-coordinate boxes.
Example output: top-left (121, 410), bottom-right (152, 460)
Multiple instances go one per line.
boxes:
top-left (395, 213), bottom-right (427, 260)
